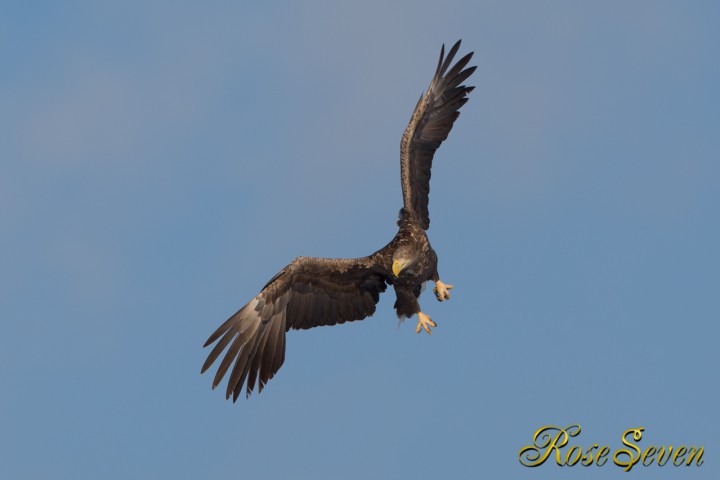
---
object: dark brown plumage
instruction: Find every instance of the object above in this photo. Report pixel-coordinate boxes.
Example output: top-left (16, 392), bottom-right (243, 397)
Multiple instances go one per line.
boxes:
top-left (202, 40), bottom-right (475, 401)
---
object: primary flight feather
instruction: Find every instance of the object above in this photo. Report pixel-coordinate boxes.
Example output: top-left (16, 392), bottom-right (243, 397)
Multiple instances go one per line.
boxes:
top-left (202, 40), bottom-right (475, 401)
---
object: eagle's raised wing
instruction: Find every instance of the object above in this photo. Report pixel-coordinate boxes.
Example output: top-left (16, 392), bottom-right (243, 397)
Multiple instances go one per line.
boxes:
top-left (400, 40), bottom-right (475, 230)
top-left (201, 255), bottom-right (388, 400)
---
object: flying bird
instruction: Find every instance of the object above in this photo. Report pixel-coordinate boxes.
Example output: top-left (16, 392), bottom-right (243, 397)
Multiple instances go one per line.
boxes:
top-left (202, 40), bottom-right (475, 401)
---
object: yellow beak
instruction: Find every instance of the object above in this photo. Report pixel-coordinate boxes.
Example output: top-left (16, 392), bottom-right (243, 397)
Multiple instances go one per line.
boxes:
top-left (392, 259), bottom-right (405, 277)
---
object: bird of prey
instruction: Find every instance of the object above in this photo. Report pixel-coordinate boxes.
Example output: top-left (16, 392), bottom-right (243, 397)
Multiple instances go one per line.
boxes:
top-left (202, 40), bottom-right (475, 401)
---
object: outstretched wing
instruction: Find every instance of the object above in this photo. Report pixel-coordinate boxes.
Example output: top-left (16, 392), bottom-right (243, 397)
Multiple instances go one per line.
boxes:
top-left (400, 40), bottom-right (476, 230)
top-left (201, 255), bottom-right (388, 401)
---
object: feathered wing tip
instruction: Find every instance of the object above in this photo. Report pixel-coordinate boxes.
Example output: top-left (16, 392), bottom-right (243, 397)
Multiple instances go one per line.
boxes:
top-left (436, 40), bottom-right (462, 77)
top-left (435, 43), bottom-right (447, 77)
top-left (201, 294), bottom-right (288, 401)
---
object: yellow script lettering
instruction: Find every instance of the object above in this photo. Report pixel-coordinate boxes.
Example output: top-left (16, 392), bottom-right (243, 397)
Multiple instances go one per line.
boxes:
top-left (613, 427), bottom-right (644, 472)
top-left (686, 446), bottom-right (704, 466)
top-left (518, 425), bottom-right (580, 467)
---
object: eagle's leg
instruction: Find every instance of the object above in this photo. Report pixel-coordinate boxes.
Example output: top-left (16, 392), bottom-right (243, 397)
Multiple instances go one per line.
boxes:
top-left (433, 280), bottom-right (454, 302)
top-left (415, 312), bottom-right (437, 334)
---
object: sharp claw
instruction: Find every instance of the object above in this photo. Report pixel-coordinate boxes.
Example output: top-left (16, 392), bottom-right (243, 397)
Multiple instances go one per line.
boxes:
top-left (416, 312), bottom-right (437, 334)
top-left (433, 281), bottom-right (454, 302)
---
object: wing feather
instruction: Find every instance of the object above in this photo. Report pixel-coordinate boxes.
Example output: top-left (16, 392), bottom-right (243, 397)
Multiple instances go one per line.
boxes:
top-left (400, 40), bottom-right (476, 229)
top-left (202, 255), bottom-right (388, 400)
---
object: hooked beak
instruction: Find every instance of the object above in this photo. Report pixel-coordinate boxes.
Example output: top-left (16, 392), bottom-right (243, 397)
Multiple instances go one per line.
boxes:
top-left (392, 259), bottom-right (405, 277)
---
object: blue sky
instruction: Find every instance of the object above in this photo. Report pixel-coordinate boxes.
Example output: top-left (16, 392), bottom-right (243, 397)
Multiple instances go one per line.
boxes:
top-left (1, 1), bottom-right (718, 479)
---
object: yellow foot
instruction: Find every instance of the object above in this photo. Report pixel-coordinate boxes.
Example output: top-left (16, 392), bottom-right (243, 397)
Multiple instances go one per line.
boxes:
top-left (433, 280), bottom-right (454, 302)
top-left (415, 312), bottom-right (437, 334)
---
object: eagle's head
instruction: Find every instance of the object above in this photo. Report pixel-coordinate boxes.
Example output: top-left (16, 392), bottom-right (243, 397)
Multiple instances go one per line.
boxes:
top-left (391, 246), bottom-right (419, 277)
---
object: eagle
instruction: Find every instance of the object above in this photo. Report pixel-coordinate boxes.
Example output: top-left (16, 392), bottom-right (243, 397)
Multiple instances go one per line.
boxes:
top-left (202, 40), bottom-right (475, 401)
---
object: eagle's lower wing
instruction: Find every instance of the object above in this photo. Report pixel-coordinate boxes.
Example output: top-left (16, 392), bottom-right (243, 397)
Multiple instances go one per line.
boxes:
top-left (201, 255), bottom-right (388, 401)
top-left (400, 40), bottom-right (475, 230)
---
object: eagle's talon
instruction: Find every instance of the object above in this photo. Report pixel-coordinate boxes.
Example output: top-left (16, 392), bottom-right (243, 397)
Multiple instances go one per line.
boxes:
top-left (416, 312), bottom-right (437, 334)
top-left (433, 280), bottom-right (454, 302)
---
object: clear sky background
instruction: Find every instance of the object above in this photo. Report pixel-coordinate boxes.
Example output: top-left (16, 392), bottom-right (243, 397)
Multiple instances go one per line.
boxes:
top-left (1, 1), bottom-right (718, 479)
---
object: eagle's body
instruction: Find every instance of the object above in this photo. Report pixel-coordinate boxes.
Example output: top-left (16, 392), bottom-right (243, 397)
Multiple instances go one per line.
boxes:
top-left (202, 41), bottom-right (475, 400)
top-left (388, 211), bottom-right (439, 318)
